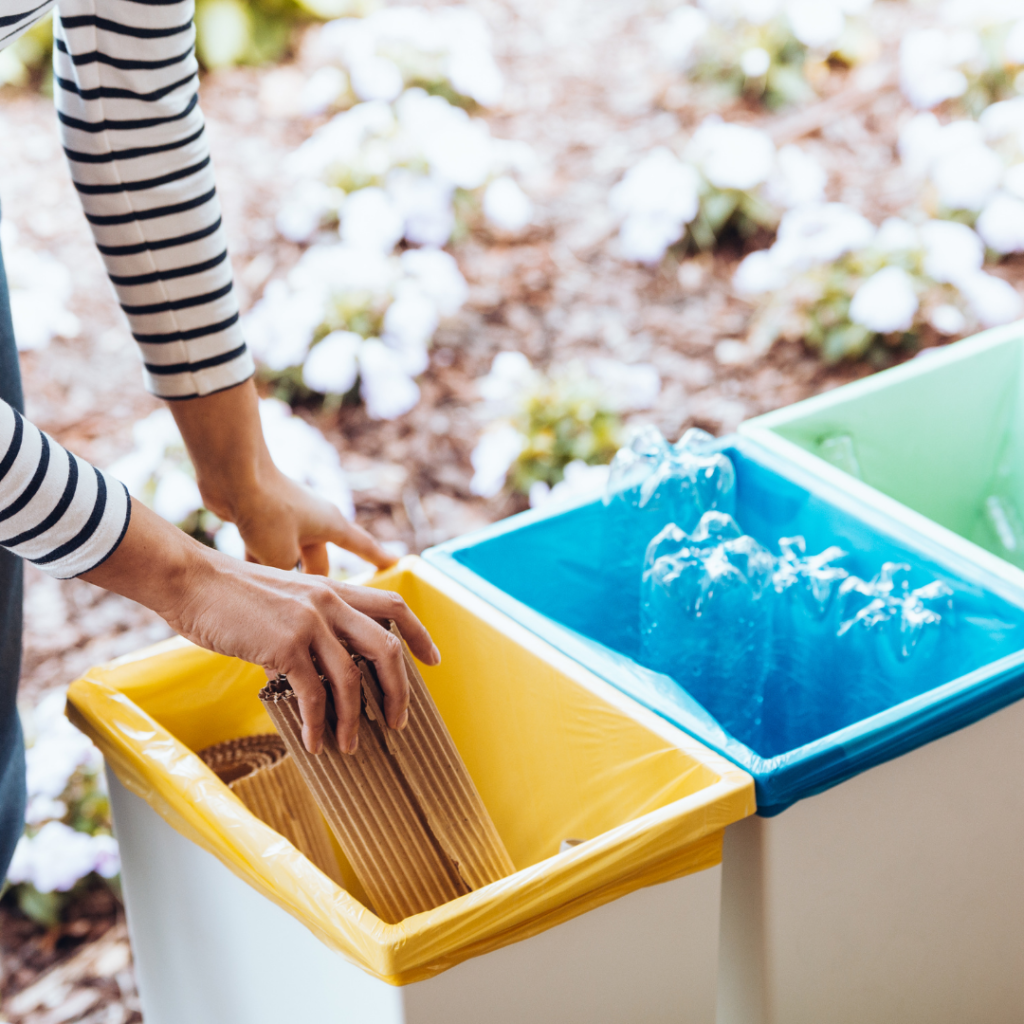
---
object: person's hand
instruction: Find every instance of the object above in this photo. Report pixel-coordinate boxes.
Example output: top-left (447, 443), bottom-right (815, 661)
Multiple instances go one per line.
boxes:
top-left (82, 501), bottom-right (440, 755)
top-left (168, 379), bottom-right (389, 575)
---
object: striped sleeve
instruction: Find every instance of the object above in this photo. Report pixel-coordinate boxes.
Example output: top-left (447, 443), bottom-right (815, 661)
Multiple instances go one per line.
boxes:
top-left (0, 400), bottom-right (131, 578)
top-left (52, 0), bottom-right (254, 399)
top-left (0, 0), bottom-right (56, 48)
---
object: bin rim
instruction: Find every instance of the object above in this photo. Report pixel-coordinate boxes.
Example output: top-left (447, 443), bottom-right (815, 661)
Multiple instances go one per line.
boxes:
top-left (423, 435), bottom-right (1024, 815)
top-left (66, 557), bottom-right (754, 983)
top-left (738, 324), bottom-right (1024, 595)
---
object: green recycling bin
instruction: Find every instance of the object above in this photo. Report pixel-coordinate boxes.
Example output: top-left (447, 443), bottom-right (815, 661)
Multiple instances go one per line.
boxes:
top-left (740, 320), bottom-right (1024, 589)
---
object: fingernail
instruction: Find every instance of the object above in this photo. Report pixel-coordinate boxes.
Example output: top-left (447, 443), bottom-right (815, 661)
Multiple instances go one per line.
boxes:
top-left (397, 709), bottom-right (409, 730)
top-left (313, 735), bottom-right (324, 756)
top-left (430, 643), bottom-right (441, 665)
top-left (345, 734), bottom-right (359, 755)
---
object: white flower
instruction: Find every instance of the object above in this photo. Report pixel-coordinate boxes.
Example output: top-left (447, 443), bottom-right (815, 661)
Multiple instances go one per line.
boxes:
top-left (470, 425), bottom-right (525, 497)
top-left (7, 822), bottom-right (118, 893)
top-left (302, 330), bottom-right (362, 394)
top-left (874, 217), bottom-right (920, 253)
top-left (484, 176), bottom-right (533, 232)
top-left (920, 219), bottom-right (984, 285)
top-left (399, 248), bottom-right (468, 316)
top-left (25, 796), bottom-right (69, 826)
top-left (733, 249), bottom-right (790, 296)
top-left (770, 203), bottom-right (875, 272)
top-left (258, 398), bottom-right (355, 517)
top-left (298, 65), bottom-right (348, 117)
top-left (764, 145), bottom-right (827, 209)
top-left (610, 149), bottom-right (701, 263)
top-left (588, 358), bottom-right (661, 412)
top-left (957, 271), bottom-right (1024, 327)
top-left (849, 267), bottom-right (919, 334)
top-left (1007, 19), bottom-right (1024, 64)
top-left (213, 522), bottom-right (246, 560)
top-left (275, 180), bottom-right (342, 244)
top-left (340, 186), bottom-right (405, 251)
top-left (382, 289), bottom-right (439, 365)
top-left (930, 303), bottom-right (967, 335)
top-left (1005, 164), bottom-right (1024, 203)
top-left (785, 0), bottom-right (845, 49)
top-left (477, 351), bottom-right (539, 411)
top-left (976, 193), bottom-right (1024, 254)
top-left (152, 468), bottom-right (203, 524)
top-left (357, 339), bottom-right (421, 419)
top-left (899, 28), bottom-right (976, 110)
top-left (529, 460), bottom-right (611, 509)
top-left (688, 119), bottom-right (776, 191)
top-left (6, 244), bottom-right (80, 352)
top-left (618, 216), bottom-right (688, 265)
top-left (387, 169), bottom-right (455, 248)
top-left (242, 280), bottom-right (319, 371)
top-left (740, 46), bottom-right (771, 77)
top-left (24, 692), bottom-right (101, 801)
top-left (931, 143), bottom-right (1003, 211)
top-left (348, 54), bottom-right (404, 102)
top-left (660, 6), bottom-right (710, 67)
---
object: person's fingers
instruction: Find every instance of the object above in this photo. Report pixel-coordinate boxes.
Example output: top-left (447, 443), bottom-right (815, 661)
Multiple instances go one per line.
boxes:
top-left (285, 653), bottom-right (328, 755)
top-left (320, 592), bottom-right (411, 732)
top-left (300, 542), bottom-right (330, 577)
top-left (336, 584), bottom-right (440, 667)
top-left (311, 629), bottom-right (364, 754)
top-left (330, 518), bottom-right (398, 569)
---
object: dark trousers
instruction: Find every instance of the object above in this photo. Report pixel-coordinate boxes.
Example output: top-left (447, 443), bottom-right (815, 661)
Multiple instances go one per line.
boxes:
top-left (0, 205), bottom-right (27, 881)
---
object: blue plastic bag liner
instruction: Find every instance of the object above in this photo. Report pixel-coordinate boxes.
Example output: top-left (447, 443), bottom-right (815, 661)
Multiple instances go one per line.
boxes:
top-left (425, 437), bottom-right (1024, 815)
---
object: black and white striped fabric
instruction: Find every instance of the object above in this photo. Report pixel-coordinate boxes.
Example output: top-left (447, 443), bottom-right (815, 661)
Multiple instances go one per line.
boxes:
top-left (0, 0), bottom-right (254, 575)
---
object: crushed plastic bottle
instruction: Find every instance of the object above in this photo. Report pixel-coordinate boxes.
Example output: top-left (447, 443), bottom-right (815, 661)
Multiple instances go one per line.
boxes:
top-left (640, 511), bottom-right (775, 746)
top-left (762, 537), bottom-right (850, 753)
top-left (836, 563), bottom-right (954, 710)
top-left (605, 427), bottom-right (737, 574)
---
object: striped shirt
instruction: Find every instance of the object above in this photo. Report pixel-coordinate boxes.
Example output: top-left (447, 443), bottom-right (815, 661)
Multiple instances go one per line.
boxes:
top-left (1, 0), bottom-right (254, 576)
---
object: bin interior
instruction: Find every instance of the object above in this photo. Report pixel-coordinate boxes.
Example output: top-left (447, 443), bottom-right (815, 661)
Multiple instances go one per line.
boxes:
top-left (100, 565), bottom-right (722, 888)
top-left (434, 441), bottom-right (1024, 762)
top-left (762, 332), bottom-right (1024, 568)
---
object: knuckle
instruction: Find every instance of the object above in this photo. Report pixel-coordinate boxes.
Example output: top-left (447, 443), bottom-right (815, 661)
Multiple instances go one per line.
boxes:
top-left (381, 591), bottom-right (406, 618)
top-left (381, 631), bottom-right (404, 662)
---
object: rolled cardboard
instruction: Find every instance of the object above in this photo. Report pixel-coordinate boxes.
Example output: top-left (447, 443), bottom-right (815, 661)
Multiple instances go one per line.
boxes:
top-left (198, 735), bottom-right (343, 887)
top-left (258, 624), bottom-right (514, 923)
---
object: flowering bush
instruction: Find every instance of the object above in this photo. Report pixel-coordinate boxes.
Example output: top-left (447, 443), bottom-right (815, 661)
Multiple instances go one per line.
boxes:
top-left (6, 691), bottom-right (119, 926)
top-left (900, 100), bottom-right (1024, 255)
top-left (276, 88), bottom-right (534, 246)
top-left (735, 205), bottom-right (1023, 361)
top-left (469, 352), bottom-right (661, 504)
top-left (659, 0), bottom-right (876, 109)
top-left (0, 222), bottom-right (79, 352)
top-left (610, 119), bottom-right (826, 264)
top-left (245, 245), bottom-right (467, 418)
top-left (297, 5), bottom-right (503, 115)
top-left (107, 399), bottom-right (373, 573)
top-left (899, 9), bottom-right (1024, 115)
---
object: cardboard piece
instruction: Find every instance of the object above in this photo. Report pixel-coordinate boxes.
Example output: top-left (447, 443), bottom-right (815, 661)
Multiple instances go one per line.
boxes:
top-left (259, 623), bottom-right (514, 923)
top-left (198, 735), bottom-right (343, 887)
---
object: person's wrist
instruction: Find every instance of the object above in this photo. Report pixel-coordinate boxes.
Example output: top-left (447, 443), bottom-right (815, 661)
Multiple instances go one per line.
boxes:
top-left (195, 445), bottom-right (278, 524)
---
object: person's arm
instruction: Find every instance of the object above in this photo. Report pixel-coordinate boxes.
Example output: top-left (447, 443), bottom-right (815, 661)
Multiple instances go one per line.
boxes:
top-left (81, 499), bottom-right (439, 755)
top-left (0, 399), bottom-right (437, 754)
top-left (53, 0), bottom-right (251, 399)
top-left (168, 379), bottom-right (395, 573)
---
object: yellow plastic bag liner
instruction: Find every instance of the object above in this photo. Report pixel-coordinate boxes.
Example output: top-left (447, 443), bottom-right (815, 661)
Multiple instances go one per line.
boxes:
top-left (66, 557), bottom-right (754, 985)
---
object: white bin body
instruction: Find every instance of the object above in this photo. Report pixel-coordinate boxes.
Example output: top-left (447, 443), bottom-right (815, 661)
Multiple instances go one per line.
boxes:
top-left (109, 773), bottom-right (722, 1024)
top-left (716, 696), bottom-right (1024, 1024)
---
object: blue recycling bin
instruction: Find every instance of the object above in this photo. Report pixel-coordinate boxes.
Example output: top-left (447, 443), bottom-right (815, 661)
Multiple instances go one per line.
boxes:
top-left (424, 436), bottom-right (1024, 1024)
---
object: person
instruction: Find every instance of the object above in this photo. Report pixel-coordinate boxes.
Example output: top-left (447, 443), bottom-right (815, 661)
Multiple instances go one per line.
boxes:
top-left (0, 0), bottom-right (438, 880)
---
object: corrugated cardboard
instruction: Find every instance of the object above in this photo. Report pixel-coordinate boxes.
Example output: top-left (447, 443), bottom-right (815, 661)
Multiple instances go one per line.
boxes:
top-left (198, 735), bottom-right (343, 887)
top-left (259, 623), bottom-right (514, 923)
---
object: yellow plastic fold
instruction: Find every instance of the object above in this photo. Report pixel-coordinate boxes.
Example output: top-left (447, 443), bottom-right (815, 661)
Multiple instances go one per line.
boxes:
top-left (66, 557), bottom-right (754, 985)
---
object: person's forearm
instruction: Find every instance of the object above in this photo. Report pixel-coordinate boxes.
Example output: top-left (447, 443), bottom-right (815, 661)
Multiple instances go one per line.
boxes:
top-left (168, 379), bottom-right (273, 522)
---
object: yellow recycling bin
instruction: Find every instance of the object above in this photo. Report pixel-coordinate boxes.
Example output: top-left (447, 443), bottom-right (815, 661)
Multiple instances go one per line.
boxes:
top-left (67, 557), bottom-right (754, 1024)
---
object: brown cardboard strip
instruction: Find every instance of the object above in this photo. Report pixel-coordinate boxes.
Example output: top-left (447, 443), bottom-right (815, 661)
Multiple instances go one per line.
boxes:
top-left (198, 735), bottom-right (343, 887)
top-left (258, 624), bottom-right (514, 923)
